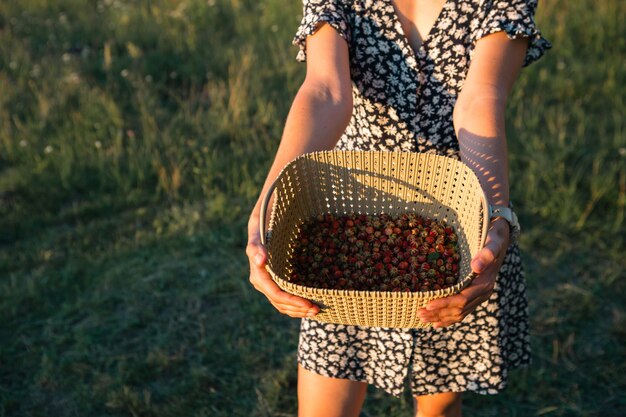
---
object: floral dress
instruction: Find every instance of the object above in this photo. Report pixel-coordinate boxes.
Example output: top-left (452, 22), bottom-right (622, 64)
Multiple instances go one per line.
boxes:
top-left (291, 0), bottom-right (551, 397)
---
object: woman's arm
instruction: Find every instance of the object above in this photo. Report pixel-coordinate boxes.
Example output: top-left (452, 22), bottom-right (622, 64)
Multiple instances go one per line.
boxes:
top-left (247, 22), bottom-right (352, 318)
top-left (418, 32), bottom-right (528, 328)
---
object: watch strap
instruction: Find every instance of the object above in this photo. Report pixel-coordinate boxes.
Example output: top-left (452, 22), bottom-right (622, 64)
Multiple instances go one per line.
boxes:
top-left (488, 205), bottom-right (520, 243)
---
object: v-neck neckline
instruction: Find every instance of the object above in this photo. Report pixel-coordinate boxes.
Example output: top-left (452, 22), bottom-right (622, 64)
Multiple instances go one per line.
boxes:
top-left (387, 0), bottom-right (450, 61)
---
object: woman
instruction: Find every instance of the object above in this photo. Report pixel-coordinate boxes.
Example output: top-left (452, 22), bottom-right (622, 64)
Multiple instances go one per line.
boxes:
top-left (246, 0), bottom-right (550, 415)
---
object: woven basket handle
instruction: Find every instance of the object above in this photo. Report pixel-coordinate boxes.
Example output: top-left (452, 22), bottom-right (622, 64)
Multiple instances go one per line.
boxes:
top-left (259, 179), bottom-right (278, 246)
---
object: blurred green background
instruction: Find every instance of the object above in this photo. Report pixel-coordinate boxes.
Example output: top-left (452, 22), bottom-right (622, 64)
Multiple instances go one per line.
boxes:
top-left (0, 0), bottom-right (624, 415)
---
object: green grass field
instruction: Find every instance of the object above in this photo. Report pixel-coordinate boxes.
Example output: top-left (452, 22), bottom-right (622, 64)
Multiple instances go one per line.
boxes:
top-left (1, 0), bottom-right (624, 415)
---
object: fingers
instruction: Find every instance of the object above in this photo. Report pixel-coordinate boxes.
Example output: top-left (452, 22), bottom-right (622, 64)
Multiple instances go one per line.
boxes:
top-left (249, 262), bottom-right (319, 317)
top-left (418, 275), bottom-right (495, 327)
top-left (418, 295), bottom-right (469, 326)
top-left (246, 240), bottom-right (320, 318)
top-left (429, 293), bottom-right (490, 328)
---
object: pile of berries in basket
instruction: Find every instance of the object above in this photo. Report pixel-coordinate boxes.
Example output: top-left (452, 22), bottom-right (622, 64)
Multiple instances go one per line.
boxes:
top-left (289, 212), bottom-right (460, 292)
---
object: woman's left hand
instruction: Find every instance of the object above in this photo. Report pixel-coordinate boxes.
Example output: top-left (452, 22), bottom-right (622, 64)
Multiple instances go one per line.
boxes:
top-left (417, 218), bottom-right (510, 328)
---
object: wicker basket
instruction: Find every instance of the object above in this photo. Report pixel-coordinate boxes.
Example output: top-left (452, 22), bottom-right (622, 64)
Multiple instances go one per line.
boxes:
top-left (259, 151), bottom-right (489, 328)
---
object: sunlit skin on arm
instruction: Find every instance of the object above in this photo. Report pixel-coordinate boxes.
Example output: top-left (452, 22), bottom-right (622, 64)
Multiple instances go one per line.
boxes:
top-left (246, 22), bottom-right (352, 318)
top-left (417, 32), bottom-right (529, 328)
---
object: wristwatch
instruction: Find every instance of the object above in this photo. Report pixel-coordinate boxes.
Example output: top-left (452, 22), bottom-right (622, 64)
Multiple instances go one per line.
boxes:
top-left (488, 204), bottom-right (520, 243)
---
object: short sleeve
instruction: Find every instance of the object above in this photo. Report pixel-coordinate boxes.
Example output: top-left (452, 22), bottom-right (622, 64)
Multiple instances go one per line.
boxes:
top-left (292, 0), bottom-right (352, 62)
top-left (472, 0), bottom-right (552, 67)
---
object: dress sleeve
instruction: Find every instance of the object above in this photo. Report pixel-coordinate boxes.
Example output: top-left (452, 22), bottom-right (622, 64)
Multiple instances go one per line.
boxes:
top-left (292, 0), bottom-right (352, 62)
top-left (472, 0), bottom-right (552, 67)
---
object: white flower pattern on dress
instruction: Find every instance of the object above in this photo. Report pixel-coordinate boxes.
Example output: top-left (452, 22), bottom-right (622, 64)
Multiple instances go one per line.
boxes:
top-left (292, 0), bottom-right (550, 398)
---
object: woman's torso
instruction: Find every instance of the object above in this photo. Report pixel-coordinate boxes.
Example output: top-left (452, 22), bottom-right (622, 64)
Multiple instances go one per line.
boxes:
top-left (337, 0), bottom-right (483, 155)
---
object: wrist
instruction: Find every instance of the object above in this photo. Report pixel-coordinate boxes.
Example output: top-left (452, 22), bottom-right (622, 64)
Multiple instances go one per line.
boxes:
top-left (490, 217), bottom-right (510, 242)
top-left (248, 210), bottom-right (261, 228)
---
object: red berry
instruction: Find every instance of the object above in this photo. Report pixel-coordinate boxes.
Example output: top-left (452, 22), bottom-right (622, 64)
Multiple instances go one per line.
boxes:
top-left (290, 212), bottom-right (459, 291)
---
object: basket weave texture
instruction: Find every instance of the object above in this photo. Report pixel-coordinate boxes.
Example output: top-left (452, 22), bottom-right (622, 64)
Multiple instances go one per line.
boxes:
top-left (261, 151), bottom-right (489, 328)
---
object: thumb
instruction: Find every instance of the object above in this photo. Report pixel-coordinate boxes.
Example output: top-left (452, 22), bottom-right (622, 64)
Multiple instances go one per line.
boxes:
top-left (246, 236), bottom-right (268, 267)
top-left (254, 249), bottom-right (266, 267)
top-left (471, 241), bottom-right (499, 274)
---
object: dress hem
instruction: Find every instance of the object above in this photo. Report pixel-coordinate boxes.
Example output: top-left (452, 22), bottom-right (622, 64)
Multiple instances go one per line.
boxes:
top-left (298, 356), bottom-right (532, 398)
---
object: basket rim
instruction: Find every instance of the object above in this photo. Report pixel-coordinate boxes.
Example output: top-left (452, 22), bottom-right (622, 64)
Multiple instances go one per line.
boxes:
top-left (268, 266), bottom-right (477, 299)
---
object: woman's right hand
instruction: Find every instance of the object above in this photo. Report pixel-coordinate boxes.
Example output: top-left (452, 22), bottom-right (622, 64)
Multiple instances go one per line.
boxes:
top-left (247, 214), bottom-right (320, 318)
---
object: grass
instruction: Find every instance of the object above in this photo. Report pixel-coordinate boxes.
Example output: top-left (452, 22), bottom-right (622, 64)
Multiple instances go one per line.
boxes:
top-left (0, 0), bottom-right (624, 415)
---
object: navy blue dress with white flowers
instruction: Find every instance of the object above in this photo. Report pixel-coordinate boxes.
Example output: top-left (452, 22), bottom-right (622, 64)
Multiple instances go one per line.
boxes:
top-left (292, 0), bottom-right (550, 397)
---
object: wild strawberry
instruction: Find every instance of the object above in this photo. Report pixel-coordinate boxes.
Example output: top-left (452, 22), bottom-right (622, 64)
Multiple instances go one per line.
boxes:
top-left (291, 212), bottom-right (458, 291)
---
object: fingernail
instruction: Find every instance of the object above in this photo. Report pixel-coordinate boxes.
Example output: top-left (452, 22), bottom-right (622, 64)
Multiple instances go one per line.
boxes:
top-left (254, 253), bottom-right (263, 265)
top-left (306, 309), bottom-right (318, 317)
